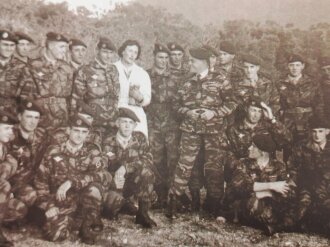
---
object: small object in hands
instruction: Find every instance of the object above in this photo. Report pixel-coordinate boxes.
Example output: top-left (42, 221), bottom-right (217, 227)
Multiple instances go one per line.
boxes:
top-left (114, 166), bottom-right (126, 189)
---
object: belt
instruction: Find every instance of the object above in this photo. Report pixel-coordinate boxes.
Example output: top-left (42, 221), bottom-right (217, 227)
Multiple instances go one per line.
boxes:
top-left (285, 107), bottom-right (312, 114)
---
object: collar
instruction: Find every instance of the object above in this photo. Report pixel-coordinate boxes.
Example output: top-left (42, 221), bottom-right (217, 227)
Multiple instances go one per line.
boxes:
top-left (95, 58), bottom-right (107, 69)
top-left (43, 50), bottom-right (57, 66)
top-left (241, 119), bottom-right (258, 130)
top-left (243, 76), bottom-right (259, 86)
top-left (116, 132), bottom-right (132, 150)
top-left (70, 60), bottom-right (82, 70)
top-left (65, 140), bottom-right (83, 154)
top-left (287, 74), bottom-right (302, 84)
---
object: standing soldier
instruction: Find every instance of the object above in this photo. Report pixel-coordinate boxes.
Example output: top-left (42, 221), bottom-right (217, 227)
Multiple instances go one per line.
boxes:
top-left (167, 42), bottom-right (190, 85)
top-left (146, 44), bottom-right (181, 208)
top-left (0, 30), bottom-right (26, 112)
top-left (68, 38), bottom-right (87, 71)
top-left (72, 37), bottom-right (120, 144)
top-left (103, 107), bottom-right (156, 228)
top-left (20, 32), bottom-right (74, 131)
top-left (0, 111), bottom-right (19, 247)
top-left (34, 114), bottom-right (111, 244)
top-left (14, 32), bottom-right (35, 64)
top-left (167, 47), bottom-right (237, 218)
top-left (277, 54), bottom-right (320, 160)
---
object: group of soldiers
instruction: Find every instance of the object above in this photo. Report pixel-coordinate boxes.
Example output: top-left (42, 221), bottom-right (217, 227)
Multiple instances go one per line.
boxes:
top-left (0, 27), bottom-right (329, 246)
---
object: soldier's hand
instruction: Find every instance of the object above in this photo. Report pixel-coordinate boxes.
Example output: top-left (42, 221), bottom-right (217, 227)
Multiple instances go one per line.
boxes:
top-left (56, 180), bottom-right (72, 202)
top-left (270, 181), bottom-right (290, 196)
top-left (129, 85), bottom-right (144, 103)
top-left (45, 207), bottom-right (60, 218)
top-left (200, 109), bottom-right (215, 121)
top-left (187, 109), bottom-right (202, 120)
top-left (260, 102), bottom-right (274, 120)
top-left (114, 165), bottom-right (126, 189)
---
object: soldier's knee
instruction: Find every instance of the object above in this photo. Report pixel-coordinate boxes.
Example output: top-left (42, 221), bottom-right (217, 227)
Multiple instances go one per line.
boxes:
top-left (15, 200), bottom-right (28, 219)
top-left (17, 186), bottom-right (37, 206)
top-left (0, 179), bottom-right (11, 195)
top-left (87, 186), bottom-right (102, 201)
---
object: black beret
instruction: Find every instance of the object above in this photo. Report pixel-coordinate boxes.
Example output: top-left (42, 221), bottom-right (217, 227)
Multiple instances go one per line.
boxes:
top-left (309, 116), bottom-right (330, 129)
top-left (252, 134), bottom-right (276, 153)
top-left (189, 47), bottom-right (212, 60)
top-left (219, 41), bottom-right (236, 55)
top-left (18, 98), bottom-right (43, 114)
top-left (246, 96), bottom-right (263, 109)
top-left (97, 37), bottom-right (116, 51)
top-left (154, 43), bottom-right (170, 55)
top-left (202, 45), bottom-right (219, 57)
top-left (69, 38), bottom-right (87, 49)
top-left (0, 30), bottom-right (18, 43)
top-left (318, 56), bottom-right (330, 68)
top-left (0, 110), bottom-right (18, 125)
top-left (14, 32), bottom-right (34, 44)
top-left (241, 53), bottom-right (261, 66)
top-left (46, 32), bottom-right (69, 43)
top-left (118, 107), bottom-right (140, 122)
top-left (167, 42), bottom-right (184, 53)
top-left (287, 53), bottom-right (304, 64)
top-left (69, 114), bottom-right (91, 128)
top-left (76, 101), bottom-right (94, 117)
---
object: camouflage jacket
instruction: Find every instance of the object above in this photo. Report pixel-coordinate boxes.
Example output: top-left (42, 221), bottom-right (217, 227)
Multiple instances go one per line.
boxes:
top-left (34, 142), bottom-right (110, 209)
top-left (72, 60), bottom-right (120, 126)
top-left (177, 71), bottom-right (237, 134)
top-left (215, 63), bottom-right (243, 84)
top-left (0, 144), bottom-right (18, 181)
top-left (315, 78), bottom-right (330, 123)
top-left (226, 119), bottom-right (292, 158)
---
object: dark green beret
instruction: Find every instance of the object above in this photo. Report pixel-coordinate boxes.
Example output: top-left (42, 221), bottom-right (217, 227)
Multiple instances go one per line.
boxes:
top-left (246, 96), bottom-right (263, 109)
top-left (18, 98), bottom-right (43, 115)
top-left (97, 37), bottom-right (116, 51)
top-left (14, 32), bottom-right (34, 44)
top-left (202, 45), bottom-right (219, 57)
top-left (118, 107), bottom-right (140, 122)
top-left (309, 116), bottom-right (330, 129)
top-left (154, 43), bottom-right (170, 55)
top-left (46, 32), bottom-right (69, 43)
top-left (189, 47), bottom-right (212, 60)
top-left (252, 134), bottom-right (276, 153)
top-left (241, 53), bottom-right (261, 66)
top-left (0, 110), bottom-right (18, 125)
top-left (69, 114), bottom-right (91, 128)
top-left (287, 53), bottom-right (304, 64)
top-left (167, 42), bottom-right (184, 53)
top-left (318, 56), bottom-right (330, 68)
top-left (0, 30), bottom-right (18, 43)
top-left (219, 41), bottom-right (236, 55)
top-left (69, 38), bottom-right (87, 50)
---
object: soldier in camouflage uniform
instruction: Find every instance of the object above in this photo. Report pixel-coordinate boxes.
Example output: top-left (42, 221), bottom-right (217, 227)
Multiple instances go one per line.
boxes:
top-left (72, 37), bottom-right (120, 145)
top-left (145, 44), bottom-right (181, 208)
top-left (0, 30), bottom-right (27, 112)
top-left (68, 38), bottom-right (87, 72)
top-left (34, 114), bottom-right (112, 244)
top-left (167, 47), bottom-right (237, 218)
top-left (0, 111), bottom-right (19, 247)
top-left (226, 134), bottom-right (296, 236)
top-left (19, 32), bottom-right (74, 131)
top-left (103, 108), bottom-right (157, 228)
top-left (277, 54), bottom-right (320, 161)
top-left (14, 32), bottom-right (35, 65)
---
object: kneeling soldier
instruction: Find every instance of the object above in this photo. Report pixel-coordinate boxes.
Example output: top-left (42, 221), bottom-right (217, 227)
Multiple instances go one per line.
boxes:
top-left (103, 107), bottom-right (157, 228)
top-left (34, 114), bottom-right (111, 244)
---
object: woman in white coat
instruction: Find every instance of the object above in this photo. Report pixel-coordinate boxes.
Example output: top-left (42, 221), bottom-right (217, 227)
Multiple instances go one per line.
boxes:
top-left (114, 40), bottom-right (151, 138)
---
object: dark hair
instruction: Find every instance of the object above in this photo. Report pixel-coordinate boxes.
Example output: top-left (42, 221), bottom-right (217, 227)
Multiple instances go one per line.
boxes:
top-left (118, 39), bottom-right (141, 60)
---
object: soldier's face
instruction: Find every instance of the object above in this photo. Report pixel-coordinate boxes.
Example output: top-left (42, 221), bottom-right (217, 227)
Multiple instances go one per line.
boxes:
top-left (16, 39), bottom-right (32, 57)
top-left (243, 62), bottom-right (260, 79)
top-left (117, 118), bottom-right (136, 137)
top-left (322, 66), bottom-right (330, 79)
top-left (189, 57), bottom-right (208, 74)
top-left (71, 45), bottom-right (87, 65)
top-left (48, 41), bottom-right (68, 60)
top-left (288, 62), bottom-right (305, 77)
top-left (98, 48), bottom-right (116, 65)
top-left (0, 40), bottom-right (16, 59)
top-left (69, 127), bottom-right (89, 146)
top-left (122, 45), bottom-right (139, 65)
top-left (246, 106), bottom-right (263, 124)
top-left (154, 52), bottom-right (169, 70)
top-left (311, 128), bottom-right (330, 144)
top-left (209, 55), bottom-right (217, 70)
top-left (18, 110), bottom-right (40, 132)
top-left (218, 51), bottom-right (234, 65)
top-left (248, 143), bottom-right (262, 159)
top-left (0, 124), bottom-right (14, 143)
top-left (170, 51), bottom-right (183, 67)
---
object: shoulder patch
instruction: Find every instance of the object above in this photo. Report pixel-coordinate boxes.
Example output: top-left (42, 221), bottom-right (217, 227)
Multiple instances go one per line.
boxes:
top-left (53, 156), bottom-right (63, 162)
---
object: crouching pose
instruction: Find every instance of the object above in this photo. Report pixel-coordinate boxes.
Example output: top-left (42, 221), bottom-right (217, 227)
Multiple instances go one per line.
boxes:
top-left (103, 107), bottom-right (157, 228)
top-left (34, 114), bottom-right (112, 244)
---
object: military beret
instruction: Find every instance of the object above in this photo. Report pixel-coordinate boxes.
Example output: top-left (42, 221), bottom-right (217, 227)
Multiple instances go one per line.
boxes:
top-left (241, 53), bottom-right (261, 66)
top-left (14, 32), bottom-right (34, 44)
top-left (219, 41), bottom-right (236, 55)
top-left (189, 47), bottom-right (212, 60)
top-left (318, 56), bottom-right (330, 68)
top-left (287, 53), bottom-right (304, 64)
top-left (69, 114), bottom-right (91, 128)
top-left (97, 37), bottom-right (116, 51)
top-left (246, 96), bottom-right (263, 109)
top-left (252, 134), bottom-right (276, 153)
top-left (0, 110), bottom-right (18, 125)
top-left (46, 32), bottom-right (69, 43)
top-left (76, 101), bottom-right (94, 117)
top-left (118, 107), bottom-right (140, 122)
top-left (18, 98), bottom-right (43, 114)
top-left (69, 38), bottom-right (87, 50)
top-left (153, 43), bottom-right (170, 55)
top-left (309, 116), bottom-right (330, 129)
top-left (167, 42), bottom-right (184, 53)
top-left (202, 45), bottom-right (219, 57)
top-left (0, 30), bottom-right (18, 43)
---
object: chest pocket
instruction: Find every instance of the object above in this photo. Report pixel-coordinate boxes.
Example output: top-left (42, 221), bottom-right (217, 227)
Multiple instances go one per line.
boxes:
top-left (87, 72), bottom-right (108, 97)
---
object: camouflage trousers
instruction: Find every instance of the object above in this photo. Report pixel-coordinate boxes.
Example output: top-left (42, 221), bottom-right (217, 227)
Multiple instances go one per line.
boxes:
top-left (171, 131), bottom-right (225, 200)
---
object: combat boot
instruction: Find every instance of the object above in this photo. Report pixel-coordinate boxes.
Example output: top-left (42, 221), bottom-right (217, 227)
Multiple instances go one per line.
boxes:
top-left (135, 200), bottom-right (157, 228)
top-left (203, 196), bottom-right (220, 216)
top-left (191, 189), bottom-right (200, 212)
top-left (0, 226), bottom-right (13, 247)
top-left (165, 193), bottom-right (178, 219)
top-left (120, 199), bottom-right (138, 216)
top-left (80, 212), bottom-right (104, 245)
